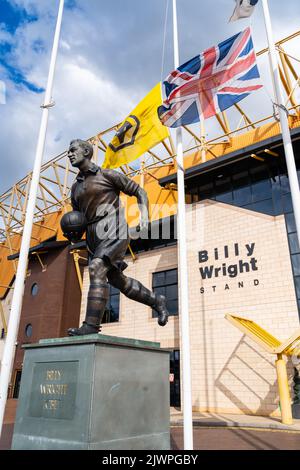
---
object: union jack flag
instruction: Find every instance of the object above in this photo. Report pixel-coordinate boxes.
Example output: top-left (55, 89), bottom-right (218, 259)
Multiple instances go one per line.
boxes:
top-left (158, 28), bottom-right (263, 128)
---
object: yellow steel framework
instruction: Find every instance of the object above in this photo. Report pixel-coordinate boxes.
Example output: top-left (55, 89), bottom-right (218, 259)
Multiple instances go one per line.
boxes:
top-left (0, 31), bottom-right (299, 287)
top-left (226, 314), bottom-right (300, 426)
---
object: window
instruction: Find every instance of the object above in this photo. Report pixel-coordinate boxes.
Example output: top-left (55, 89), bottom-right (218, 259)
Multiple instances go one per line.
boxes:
top-left (102, 286), bottom-right (120, 324)
top-left (244, 199), bottom-right (274, 216)
top-left (25, 323), bottom-right (33, 338)
top-left (170, 349), bottom-right (181, 407)
top-left (286, 213), bottom-right (296, 234)
top-left (282, 193), bottom-right (293, 213)
top-left (294, 276), bottom-right (300, 300)
top-left (291, 254), bottom-right (300, 276)
top-left (152, 269), bottom-right (178, 318)
top-left (272, 175), bottom-right (283, 215)
top-left (215, 177), bottom-right (233, 203)
top-left (288, 233), bottom-right (300, 255)
top-left (1, 328), bottom-right (5, 339)
top-left (198, 182), bottom-right (214, 201)
top-left (251, 179), bottom-right (272, 202)
top-left (13, 370), bottom-right (22, 399)
top-left (31, 283), bottom-right (39, 296)
top-left (280, 174), bottom-right (290, 194)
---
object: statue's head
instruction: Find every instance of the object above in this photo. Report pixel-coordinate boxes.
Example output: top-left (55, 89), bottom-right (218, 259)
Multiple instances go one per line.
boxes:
top-left (68, 139), bottom-right (93, 168)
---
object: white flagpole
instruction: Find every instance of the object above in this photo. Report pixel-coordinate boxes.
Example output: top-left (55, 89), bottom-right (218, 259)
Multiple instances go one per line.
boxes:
top-left (262, 0), bottom-right (300, 251)
top-left (0, 0), bottom-right (65, 437)
top-left (172, 0), bottom-right (194, 450)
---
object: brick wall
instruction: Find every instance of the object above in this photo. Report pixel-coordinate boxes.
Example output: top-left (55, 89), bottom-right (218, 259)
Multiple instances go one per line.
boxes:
top-left (80, 200), bottom-right (300, 416)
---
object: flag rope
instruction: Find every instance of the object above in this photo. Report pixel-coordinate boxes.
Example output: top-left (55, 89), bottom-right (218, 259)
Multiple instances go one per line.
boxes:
top-left (161, 0), bottom-right (170, 82)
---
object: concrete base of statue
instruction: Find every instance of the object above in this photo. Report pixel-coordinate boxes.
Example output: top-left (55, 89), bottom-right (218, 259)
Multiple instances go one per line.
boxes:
top-left (11, 334), bottom-right (170, 450)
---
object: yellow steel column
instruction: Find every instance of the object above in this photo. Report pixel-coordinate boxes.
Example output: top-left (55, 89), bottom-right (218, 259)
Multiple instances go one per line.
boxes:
top-left (128, 243), bottom-right (136, 262)
top-left (275, 354), bottom-right (293, 425)
top-left (72, 251), bottom-right (83, 292)
top-left (0, 301), bottom-right (7, 334)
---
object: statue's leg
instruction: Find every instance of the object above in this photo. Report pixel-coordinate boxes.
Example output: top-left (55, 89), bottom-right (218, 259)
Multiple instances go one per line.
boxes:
top-left (107, 268), bottom-right (169, 326)
top-left (68, 258), bottom-right (110, 336)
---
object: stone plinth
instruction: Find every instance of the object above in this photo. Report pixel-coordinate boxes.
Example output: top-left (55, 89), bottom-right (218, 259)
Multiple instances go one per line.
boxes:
top-left (12, 334), bottom-right (170, 450)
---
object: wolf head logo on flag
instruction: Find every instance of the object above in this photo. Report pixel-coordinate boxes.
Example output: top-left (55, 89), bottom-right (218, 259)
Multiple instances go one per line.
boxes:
top-left (230, 0), bottom-right (259, 22)
top-left (108, 116), bottom-right (141, 153)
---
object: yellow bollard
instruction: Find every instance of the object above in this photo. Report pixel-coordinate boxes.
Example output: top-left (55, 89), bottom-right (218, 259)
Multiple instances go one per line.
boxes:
top-left (275, 354), bottom-right (293, 425)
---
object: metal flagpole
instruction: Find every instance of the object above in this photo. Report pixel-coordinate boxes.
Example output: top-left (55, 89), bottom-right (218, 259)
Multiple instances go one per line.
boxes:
top-left (262, 0), bottom-right (300, 250)
top-left (0, 0), bottom-right (65, 437)
top-left (172, 0), bottom-right (194, 450)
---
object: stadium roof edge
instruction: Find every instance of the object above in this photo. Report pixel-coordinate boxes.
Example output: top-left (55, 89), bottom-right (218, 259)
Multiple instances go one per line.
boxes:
top-left (159, 126), bottom-right (300, 186)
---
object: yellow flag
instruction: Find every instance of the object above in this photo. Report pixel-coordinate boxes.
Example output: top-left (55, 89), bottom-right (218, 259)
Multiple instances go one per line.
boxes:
top-left (103, 83), bottom-right (169, 169)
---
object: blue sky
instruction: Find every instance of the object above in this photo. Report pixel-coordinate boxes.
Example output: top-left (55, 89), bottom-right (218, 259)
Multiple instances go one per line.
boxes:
top-left (0, 0), bottom-right (38, 92)
top-left (0, 0), bottom-right (299, 194)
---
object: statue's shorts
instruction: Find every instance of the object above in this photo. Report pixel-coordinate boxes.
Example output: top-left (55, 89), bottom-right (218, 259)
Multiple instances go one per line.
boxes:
top-left (86, 216), bottom-right (129, 272)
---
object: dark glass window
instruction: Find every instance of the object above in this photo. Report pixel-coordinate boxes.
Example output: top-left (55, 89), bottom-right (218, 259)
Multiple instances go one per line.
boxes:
top-left (232, 171), bottom-right (250, 187)
top-left (190, 188), bottom-right (199, 203)
top-left (244, 199), bottom-right (274, 216)
top-left (215, 177), bottom-right (233, 203)
top-left (13, 370), bottom-right (22, 399)
top-left (152, 269), bottom-right (178, 318)
top-left (170, 349), bottom-right (181, 407)
top-left (251, 179), bottom-right (272, 202)
top-left (233, 186), bottom-right (252, 206)
top-left (272, 175), bottom-right (283, 215)
top-left (198, 182), bottom-right (214, 200)
top-left (232, 171), bottom-right (250, 206)
top-left (288, 233), bottom-right (300, 255)
top-left (294, 276), bottom-right (300, 300)
top-left (165, 269), bottom-right (177, 285)
top-left (292, 254), bottom-right (300, 276)
top-left (286, 213), bottom-right (296, 233)
top-left (102, 286), bottom-right (120, 323)
top-left (282, 193), bottom-right (293, 213)
top-left (250, 166), bottom-right (270, 183)
top-left (280, 174), bottom-right (290, 194)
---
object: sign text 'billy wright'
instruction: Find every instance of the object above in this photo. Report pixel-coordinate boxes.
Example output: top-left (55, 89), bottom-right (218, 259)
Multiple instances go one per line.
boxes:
top-left (199, 242), bottom-right (259, 293)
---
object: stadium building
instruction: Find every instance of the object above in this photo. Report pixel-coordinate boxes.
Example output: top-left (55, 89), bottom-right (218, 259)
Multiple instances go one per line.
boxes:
top-left (1, 31), bottom-right (300, 418)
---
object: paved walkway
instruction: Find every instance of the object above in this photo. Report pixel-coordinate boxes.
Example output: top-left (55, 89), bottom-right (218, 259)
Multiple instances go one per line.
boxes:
top-left (170, 407), bottom-right (300, 432)
top-left (170, 408), bottom-right (300, 449)
top-left (171, 427), bottom-right (300, 450)
top-left (3, 422), bottom-right (300, 451)
top-left (2, 404), bottom-right (300, 450)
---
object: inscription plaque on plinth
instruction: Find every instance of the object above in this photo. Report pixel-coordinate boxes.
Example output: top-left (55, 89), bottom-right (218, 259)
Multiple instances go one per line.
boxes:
top-left (29, 361), bottom-right (78, 419)
top-left (12, 335), bottom-right (170, 450)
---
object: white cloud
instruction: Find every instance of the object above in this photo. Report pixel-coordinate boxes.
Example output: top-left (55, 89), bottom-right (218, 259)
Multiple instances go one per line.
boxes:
top-left (0, 25), bottom-right (13, 44)
top-left (0, 1), bottom-right (141, 192)
top-left (0, 58), bottom-right (137, 192)
top-left (46, 59), bottom-right (137, 154)
top-left (0, 0), bottom-right (300, 196)
top-left (0, 81), bottom-right (6, 104)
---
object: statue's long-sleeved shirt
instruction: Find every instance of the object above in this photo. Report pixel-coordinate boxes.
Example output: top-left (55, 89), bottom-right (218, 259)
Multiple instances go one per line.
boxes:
top-left (71, 163), bottom-right (140, 269)
top-left (71, 163), bottom-right (139, 222)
